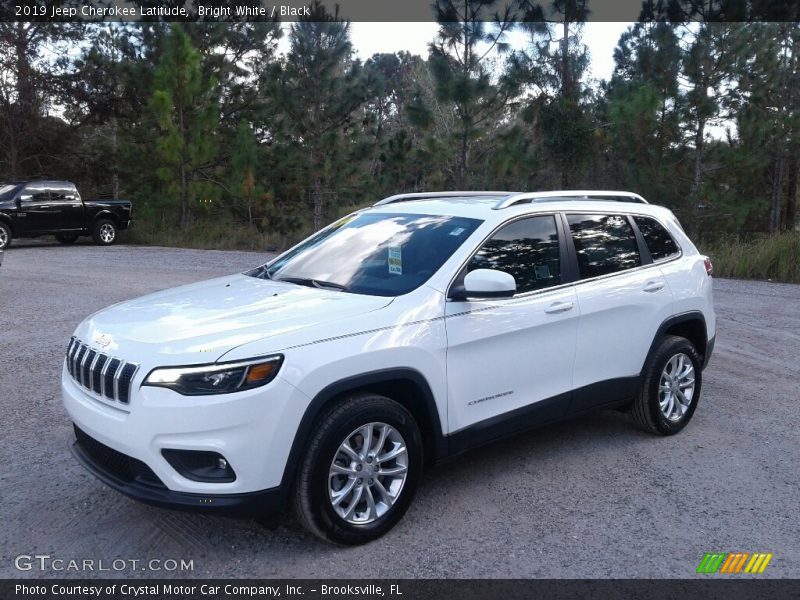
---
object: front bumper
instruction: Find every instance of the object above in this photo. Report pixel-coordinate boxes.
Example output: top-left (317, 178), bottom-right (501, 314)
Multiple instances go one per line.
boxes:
top-left (62, 361), bottom-right (311, 505)
top-left (71, 426), bottom-right (284, 515)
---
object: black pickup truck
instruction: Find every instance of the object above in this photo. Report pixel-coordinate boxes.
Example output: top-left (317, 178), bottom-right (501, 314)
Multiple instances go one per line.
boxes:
top-left (0, 180), bottom-right (132, 249)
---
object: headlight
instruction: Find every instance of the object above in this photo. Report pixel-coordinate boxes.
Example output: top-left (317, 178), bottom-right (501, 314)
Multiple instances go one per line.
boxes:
top-left (143, 355), bottom-right (284, 396)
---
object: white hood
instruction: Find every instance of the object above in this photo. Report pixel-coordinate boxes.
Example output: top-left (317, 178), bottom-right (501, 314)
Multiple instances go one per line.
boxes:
top-left (74, 274), bottom-right (393, 364)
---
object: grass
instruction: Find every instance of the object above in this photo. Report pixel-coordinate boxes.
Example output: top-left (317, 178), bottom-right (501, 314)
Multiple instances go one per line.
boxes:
top-left (702, 233), bottom-right (800, 284)
top-left (124, 217), bottom-right (304, 252)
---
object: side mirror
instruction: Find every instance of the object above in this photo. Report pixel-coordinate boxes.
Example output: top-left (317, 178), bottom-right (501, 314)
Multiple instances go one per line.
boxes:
top-left (450, 268), bottom-right (516, 300)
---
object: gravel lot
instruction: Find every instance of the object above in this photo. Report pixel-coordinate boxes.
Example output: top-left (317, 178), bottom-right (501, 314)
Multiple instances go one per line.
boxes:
top-left (1, 240), bottom-right (798, 578)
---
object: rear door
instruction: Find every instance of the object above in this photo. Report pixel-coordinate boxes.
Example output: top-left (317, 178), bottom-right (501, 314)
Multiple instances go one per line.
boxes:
top-left (565, 213), bottom-right (674, 411)
top-left (445, 214), bottom-right (579, 445)
top-left (50, 185), bottom-right (84, 231)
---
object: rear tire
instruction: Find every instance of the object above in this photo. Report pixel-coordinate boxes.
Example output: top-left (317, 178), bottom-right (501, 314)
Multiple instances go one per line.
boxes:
top-left (55, 233), bottom-right (79, 244)
top-left (0, 221), bottom-right (11, 249)
top-left (293, 393), bottom-right (423, 545)
top-left (92, 219), bottom-right (117, 246)
top-left (632, 335), bottom-right (702, 435)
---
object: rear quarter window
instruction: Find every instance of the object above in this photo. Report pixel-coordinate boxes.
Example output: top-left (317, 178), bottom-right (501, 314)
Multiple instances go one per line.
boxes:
top-left (633, 216), bottom-right (680, 261)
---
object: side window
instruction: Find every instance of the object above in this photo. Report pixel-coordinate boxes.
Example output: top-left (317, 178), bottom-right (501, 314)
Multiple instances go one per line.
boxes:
top-left (567, 214), bottom-right (641, 279)
top-left (21, 186), bottom-right (48, 202)
top-left (633, 216), bottom-right (680, 261)
top-left (468, 215), bottom-right (561, 293)
top-left (50, 188), bottom-right (75, 202)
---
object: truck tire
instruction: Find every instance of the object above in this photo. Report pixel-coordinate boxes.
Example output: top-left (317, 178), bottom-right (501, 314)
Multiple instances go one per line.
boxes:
top-left (92, 219), bottom-right (117, 246)
top-left (56, 233), bottom-right (79, 244)
top-left (0, 221), bottom-right (10, 249)
top-left (293, 393), bottom-right (423, 545)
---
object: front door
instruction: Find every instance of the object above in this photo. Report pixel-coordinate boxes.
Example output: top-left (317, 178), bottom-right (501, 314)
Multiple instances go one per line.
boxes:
top-left (15, 184), bottom-right (51, 235)
top-left (445, 214), bottom-right (579, 448)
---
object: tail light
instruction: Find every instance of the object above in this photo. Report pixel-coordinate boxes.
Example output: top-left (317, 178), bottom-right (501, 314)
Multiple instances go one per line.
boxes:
top-left (703, 256), bottom-right (713, 276)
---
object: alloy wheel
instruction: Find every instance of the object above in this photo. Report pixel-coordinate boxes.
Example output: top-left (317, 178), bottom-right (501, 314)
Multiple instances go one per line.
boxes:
top-left (99, 223), bottom-right (115, 243)
top-left (328, 422), bottom-right (408, 525)
top-left (658, 352), bottom-right (696, 422)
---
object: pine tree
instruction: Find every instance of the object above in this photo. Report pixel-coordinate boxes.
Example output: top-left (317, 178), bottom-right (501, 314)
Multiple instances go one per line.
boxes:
top-left (426, 0), bottom-right (519, 188)
top-left (264, 1), bottom-right (365, 230)
top-left (148, 24), bottom-right (220, 227)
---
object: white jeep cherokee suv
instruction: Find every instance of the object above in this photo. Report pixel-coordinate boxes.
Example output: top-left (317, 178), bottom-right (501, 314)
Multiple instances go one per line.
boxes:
top-left (62, 190), bottom-right (715, 544)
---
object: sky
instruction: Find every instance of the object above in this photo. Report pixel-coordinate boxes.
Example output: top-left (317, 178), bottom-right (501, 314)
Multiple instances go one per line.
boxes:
top-left (280, 22), bottom-right (633, 83)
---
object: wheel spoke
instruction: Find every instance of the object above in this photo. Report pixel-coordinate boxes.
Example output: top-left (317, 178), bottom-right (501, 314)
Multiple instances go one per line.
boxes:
top-left (372, 424), bottom-right (389, 456)
top-left (378, 464), bottom-right (408, 477)
top-left (667, 355), bottom-right (678, 375)
top-left (378, 443), bottom-right (406, 463)
top-left (665, 395), bottom-right (675, 419)
top-left (373, 478), bottom-right (395, 506)
top-left (331, 478), bottom-right (356, 507)
top-left (342, 484), bottom-right (364, 520)
top-left (339, 440), bottom-right (360, 462)
top-left (679, 378), bottom-right (695, 389)
top-left (364, 485), bottom-right (378, 521)
top-left (330, 463), bottom-right (357, 476)
top-left (359, 424), bottom-right (373, 458)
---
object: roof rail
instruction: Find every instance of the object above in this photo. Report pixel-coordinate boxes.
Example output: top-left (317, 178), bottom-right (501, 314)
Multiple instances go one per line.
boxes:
top-left (374, 191), bottom-right (515, 207)
top-left (493, 190), bottom-right (648, 210)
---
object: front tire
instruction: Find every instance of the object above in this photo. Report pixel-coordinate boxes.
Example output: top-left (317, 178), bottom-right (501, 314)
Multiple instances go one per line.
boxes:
top-left (293, 393), bottom-right (423, 545)
top-left (92, 219), bottom-right (117, 245)
top-left (632, 335), bottom-right (702, 435)
top-left (55, 233), bottom-right (79, 244)
top-left (0, 221), bottom-right (11, 249)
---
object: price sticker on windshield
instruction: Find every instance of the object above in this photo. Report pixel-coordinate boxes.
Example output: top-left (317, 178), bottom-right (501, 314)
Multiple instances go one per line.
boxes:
top-left (388, 246), bottom-right (403, 275)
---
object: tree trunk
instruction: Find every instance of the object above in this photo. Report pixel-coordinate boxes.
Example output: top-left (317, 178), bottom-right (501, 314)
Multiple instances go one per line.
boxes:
top-left (311, 149), bottom-right (324, 230)
top-left (111, 118), bottom-right (119, 200)
top-left (691, 118), bottom-right (706, 196)
top-left (784, 156), bottom-right (798, 231)
top-left (562, 18), bottom-right (570, 98)
top-left (770, 151), bottom-right (785, 234)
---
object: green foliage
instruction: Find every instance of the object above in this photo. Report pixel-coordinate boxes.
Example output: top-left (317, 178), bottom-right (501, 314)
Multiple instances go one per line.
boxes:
top-left (1, 14), bottom-right (798, 275)
top-left (147, 25), bottom-right (220, 227)
top-left (703, 234), bottom-right (800, 283)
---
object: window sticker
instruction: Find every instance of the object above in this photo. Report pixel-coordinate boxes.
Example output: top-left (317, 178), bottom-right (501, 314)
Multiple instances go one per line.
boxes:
top-left (388, 246), bottom-right (402, 275)
top-left (534, 264), bottom-right (551, 280)
top-left (450, 227), bottom-right (466, 236)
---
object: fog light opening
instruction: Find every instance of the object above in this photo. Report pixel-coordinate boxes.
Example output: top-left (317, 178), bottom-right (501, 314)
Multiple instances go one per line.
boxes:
top-left (161, 449), bottom-right (236, 483)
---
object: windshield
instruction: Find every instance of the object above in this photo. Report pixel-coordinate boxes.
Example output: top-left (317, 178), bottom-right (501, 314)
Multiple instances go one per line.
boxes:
top-left (250, 212), bottom-right (482, 297)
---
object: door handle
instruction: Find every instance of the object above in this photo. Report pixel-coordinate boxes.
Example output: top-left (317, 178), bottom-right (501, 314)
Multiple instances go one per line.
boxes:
top-left (643, 280), bottom-right (665, 293)
top-left (545, 301), bottom-right (574, 314)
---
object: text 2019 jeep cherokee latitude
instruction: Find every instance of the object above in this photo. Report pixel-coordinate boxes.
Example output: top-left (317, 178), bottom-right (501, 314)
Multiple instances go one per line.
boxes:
top-left (62, 190), bottom-right (715, 544)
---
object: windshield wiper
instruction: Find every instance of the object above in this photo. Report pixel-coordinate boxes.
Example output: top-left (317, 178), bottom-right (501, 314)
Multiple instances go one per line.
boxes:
top-left (276, 276), bottom-right (347, 291)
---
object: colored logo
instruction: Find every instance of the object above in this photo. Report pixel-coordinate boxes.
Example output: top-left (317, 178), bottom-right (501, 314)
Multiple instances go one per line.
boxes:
top-left (697, 552), bottom-right (773, 574)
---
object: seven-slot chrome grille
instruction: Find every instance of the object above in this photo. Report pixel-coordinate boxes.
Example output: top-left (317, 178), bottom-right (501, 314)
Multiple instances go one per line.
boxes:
top-left (65, 337), bottom-right (138, 404)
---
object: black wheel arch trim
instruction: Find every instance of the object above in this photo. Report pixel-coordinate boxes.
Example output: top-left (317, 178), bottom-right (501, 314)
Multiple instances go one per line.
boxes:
top-left (279, 368), bottom-right (447, 493)
top-left (641, 311), bottom-right (711, 376)
top-left (0, 214), bottom-right (14, 234)
top-left (92, 211), bottom-right (119, 224)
